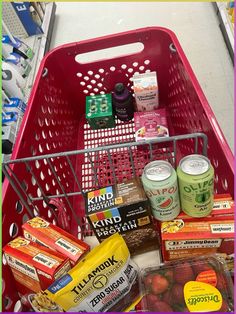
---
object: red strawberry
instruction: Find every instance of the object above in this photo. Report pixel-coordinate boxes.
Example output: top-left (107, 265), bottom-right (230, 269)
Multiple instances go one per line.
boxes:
top-left (216, 273), bottom-right (227, 292)
top-left (152, 301), bottom-right (174, 312)
top-left (144, 273), bottom-right (153, 287)
top-left (174, 262), bottom-right (194, 284)
top-left (165, 269), bottom-right (174, 282)
top-left (162, 289), bottom-right (172, 304)
top-left (219, 299), bottom-right (229, 312)
top-left (151, 274), bottom-right (169, 294)
top-left (192, 263), bottom-right (214, 276)
top-left (146, 293), bottom-right (161, 304)
top-left (144, 294), bottom-right (162, 311)
top-left (171, 284), bottom-right (185, 304)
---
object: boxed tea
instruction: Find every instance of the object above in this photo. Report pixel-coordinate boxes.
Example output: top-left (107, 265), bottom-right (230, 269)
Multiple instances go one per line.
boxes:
top-left (86, 93), bottom-right (115, 129)
top-left (134, 109), bottom-right (169, 142)
top-left (3, 237), bottom-right (71, 296)
top-left (85, 177), bottom-right (159, 254)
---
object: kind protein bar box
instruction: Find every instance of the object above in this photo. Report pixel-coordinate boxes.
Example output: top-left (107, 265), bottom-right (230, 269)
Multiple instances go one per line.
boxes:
top-left (161, 216), bottom-right (234, 262)
top-left (22, 217), bottom-right (90, 265)
top-left (3, 237), bottom-right (71, 301)
top-left (85, 177), bottom-right (159, 255)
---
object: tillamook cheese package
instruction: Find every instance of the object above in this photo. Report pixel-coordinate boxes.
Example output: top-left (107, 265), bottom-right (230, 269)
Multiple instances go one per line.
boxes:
top-left (43, 233), bottom-right (140, 312)
top-left (22, 217), bottom-right (90, 265)
top-left (3, 237), bottom-right (71, 295)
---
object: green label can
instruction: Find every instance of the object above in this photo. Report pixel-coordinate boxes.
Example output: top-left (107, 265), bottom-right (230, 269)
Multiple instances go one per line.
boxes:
top-left (177, 154), bottom-right (214, 217)
top-left (141, 160), bottom-right (180, 221)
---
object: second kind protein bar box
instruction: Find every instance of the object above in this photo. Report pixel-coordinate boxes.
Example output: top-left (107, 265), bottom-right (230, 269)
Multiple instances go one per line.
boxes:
top-left (3, 237), bottom-right (71, 302)
top-left (22, 217), bottom-right (90, 265)
top-left (85, 177), bottom-right (159, 255)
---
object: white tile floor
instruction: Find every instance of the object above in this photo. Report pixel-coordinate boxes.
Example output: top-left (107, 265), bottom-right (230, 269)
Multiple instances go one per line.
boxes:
top-left (50, 2), bottom-right (234, 152)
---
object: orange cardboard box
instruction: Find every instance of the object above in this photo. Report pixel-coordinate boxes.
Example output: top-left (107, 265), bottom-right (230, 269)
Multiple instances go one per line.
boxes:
top-left (22, 217), bottom-right (90, 265)
top-left (161, 215), bottom-right (234, 261)
top-left (177, 194), bottom-right (234, 220)
top-left (3, 236), bottom-right (71, 296)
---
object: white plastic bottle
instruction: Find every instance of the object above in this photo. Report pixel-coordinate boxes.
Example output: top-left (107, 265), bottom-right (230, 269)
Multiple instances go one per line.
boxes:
top-left (2, 61), bottom-right (26, 99)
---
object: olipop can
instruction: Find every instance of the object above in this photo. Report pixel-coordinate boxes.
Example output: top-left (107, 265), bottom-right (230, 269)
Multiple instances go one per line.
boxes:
top-left (141, 160), bottom-right (180, 221)
top-left (177, 154), bottom-right (214, 217)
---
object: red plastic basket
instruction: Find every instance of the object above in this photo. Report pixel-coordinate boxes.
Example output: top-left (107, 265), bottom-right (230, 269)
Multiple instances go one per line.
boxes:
top-left (2, 27), bottom-right (234, 312)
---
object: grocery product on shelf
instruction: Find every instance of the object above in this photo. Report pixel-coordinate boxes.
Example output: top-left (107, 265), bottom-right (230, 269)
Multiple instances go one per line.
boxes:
top-left (42, 233), bottom-right (140, 312)
top-left (2, 61), bottom-right (26, 98)
top-left (139, 255), bottom-right (234, 312)
top-left (177, 154), bottom-right (214, 217)
top-left (85, 177), bottom-right (159, 255)
top-left (134, 109), bottom-right (169, 142)
top-left (2, 125), bottom-right (14, 155)
top-left (132, 71), bottom-right (159, 111)
top-left (160, 215), bottom-right (234, 261)
top-left (2, 111), bottom-right (20, 137)
top-left (112, 83), bottom-right (134, 121)
top-left (3, 236), bottom-right (71, 299)
top-left (3, 96), bottom-right (26, 116)
top-left (22, 217), bottom-right (90, 265)
top-left (86, 94), bottom-right (115, 129)
top-left (2, 34), bottom-right (34, 60)
top-left (4, 52), bottom-right (31, 77)
top-left (2, 2), bottom-right (43, 37)
top-left (141, 160), bottom-right (180, 221)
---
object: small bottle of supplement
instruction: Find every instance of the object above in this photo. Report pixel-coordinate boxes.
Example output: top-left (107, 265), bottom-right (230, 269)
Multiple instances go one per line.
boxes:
top-left (112, 83), bottom-right (134, 121)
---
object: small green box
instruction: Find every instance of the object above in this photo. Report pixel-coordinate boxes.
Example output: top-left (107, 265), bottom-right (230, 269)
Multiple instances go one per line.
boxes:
top-left (86, 94), bottom-right (115, 129)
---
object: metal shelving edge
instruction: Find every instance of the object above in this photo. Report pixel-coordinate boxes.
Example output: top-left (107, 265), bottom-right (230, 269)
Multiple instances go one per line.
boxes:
top-left (24, 2), bottom-right (57, 102)
top-left (213, 2), bottom-right (234, 64)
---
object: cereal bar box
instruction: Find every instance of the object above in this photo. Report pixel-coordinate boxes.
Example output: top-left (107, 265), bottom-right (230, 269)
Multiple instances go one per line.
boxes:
top-left (3, 237), bottom-right (71, 299)
top-left (22, 217), bottom-right (90, 265)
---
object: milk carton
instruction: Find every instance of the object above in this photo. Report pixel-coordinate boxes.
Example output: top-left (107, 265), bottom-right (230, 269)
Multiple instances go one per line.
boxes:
top-left (132, 71), bottom-right (159, 111)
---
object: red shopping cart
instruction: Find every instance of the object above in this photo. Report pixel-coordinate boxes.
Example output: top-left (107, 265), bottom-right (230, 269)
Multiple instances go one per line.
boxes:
top-left (2, 27), bottom-right (234, 312)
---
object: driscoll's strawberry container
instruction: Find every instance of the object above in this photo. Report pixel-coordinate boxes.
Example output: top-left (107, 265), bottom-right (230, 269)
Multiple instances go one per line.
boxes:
top-left (139, 255), bottom-right (234, 312)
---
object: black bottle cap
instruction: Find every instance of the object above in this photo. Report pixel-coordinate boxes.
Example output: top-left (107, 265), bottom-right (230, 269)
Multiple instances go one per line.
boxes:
top-left (115, 83), bottom-right (125, 94)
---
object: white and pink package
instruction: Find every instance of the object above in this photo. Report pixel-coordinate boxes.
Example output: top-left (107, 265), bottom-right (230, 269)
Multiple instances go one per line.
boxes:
top-left (134, 109), bottom-right (169, 142)
top-left (132, 71), bottom-right (159, 111)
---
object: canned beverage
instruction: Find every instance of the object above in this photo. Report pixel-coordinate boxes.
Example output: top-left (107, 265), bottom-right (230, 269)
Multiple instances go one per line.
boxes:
top-left (177, 154), bottom-right (214, 217)
top-left (141, 160), bottom-right (180, 221)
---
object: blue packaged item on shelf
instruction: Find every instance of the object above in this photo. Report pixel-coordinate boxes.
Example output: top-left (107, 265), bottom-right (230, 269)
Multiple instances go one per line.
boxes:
top-left (10, 2), bottom-right (43, 36)
top-left (2, 111), bottom-right (19, 125)
top-left (5, 52), bottom-right (31, 77)
top-left (2, 35), bottom-right (34, 60)
top-left (3, 98), bottom-right (26, 115)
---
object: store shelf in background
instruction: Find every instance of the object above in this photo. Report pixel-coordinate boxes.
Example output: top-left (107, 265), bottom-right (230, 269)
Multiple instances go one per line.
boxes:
top-left (23, 2), bottom-right (56, 102)
top-left (2, 3), bottom-right (56, 167)
top-left (213, 2), bottom-right (234, 64)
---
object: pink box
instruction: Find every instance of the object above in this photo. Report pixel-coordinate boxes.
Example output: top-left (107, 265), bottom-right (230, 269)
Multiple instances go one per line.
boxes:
top-left (134, 109), bottom-right (169, 142)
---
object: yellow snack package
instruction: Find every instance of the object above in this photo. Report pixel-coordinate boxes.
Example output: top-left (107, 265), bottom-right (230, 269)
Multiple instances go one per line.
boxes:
top-left (43, 233), bottom-right (140, 312)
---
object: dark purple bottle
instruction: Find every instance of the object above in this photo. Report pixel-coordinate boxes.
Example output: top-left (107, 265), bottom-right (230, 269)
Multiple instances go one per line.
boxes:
top-left (112, 83), bottom-right (134, 121)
